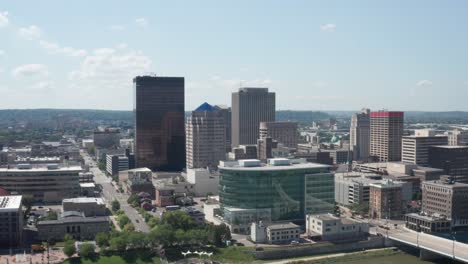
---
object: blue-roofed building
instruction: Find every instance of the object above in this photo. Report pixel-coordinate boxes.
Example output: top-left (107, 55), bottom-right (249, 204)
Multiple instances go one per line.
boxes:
top-left (195, 102), bottom-right (217, 112)
top-left (186, 103), bottom-right (227, 169)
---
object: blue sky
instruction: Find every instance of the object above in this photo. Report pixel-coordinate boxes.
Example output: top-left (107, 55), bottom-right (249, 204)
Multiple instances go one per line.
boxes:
top-left (1, 1), bottom-right (468, 111)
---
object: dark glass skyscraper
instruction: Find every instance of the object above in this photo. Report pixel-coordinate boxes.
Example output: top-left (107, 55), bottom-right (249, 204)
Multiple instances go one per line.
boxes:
top-left (133, 76), bottom-right (185, 171)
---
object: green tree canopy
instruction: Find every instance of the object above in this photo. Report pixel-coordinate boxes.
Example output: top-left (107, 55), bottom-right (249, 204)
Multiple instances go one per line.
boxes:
top-left (95, 233), bottom-right (109, 248)
top-left (109, 236), bottom-right (127, 251)
top-left (162, 211), bottom-right (194, 231)
top-left (79, 243), bottom-right (95, 258)
top-left (117, 214), bottom-right (130, 228)
top-left (63, 241), bottom-right (76, 258)
top-left (111, 199), bottom-right (121, 212)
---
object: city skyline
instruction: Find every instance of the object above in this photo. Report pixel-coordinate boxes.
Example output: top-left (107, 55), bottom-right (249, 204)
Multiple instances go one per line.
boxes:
top-left (1, 1), bottom-right (468, 111)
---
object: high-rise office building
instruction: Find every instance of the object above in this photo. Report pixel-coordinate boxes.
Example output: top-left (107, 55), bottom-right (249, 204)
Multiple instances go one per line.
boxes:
top-left (421, 180), bottom-right (468, 227)
top-left (350, 108), bottom-right (370, 161)
top-left (186, 102), bottom-right (226, 169)
top-left (428, 146), bottom-right (468, 183)
top-left (370, 111), bottom-right (404, 162)
top-left (259, 121), bottom-right (299, 149)
top-left (369, 180), bottom-right (403, 220)
top-left (0, 195), bottom-right (23, 247)
top-left (231, 88), bottom-right (275, 147)
top-left (218, 158), bottom-right (334, 233)
top-left (214, 105), bottom-right (232, 151)
top-left (447, 130), bottom-right (468, 146)
top-left (402, 129), bottom-right (448, 166)
top-left (133, 76), bottom-right (185, 171)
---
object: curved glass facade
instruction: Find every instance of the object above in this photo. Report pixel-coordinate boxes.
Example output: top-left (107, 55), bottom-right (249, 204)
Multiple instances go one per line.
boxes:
top-left (219, 166), bottom-right (334, 224)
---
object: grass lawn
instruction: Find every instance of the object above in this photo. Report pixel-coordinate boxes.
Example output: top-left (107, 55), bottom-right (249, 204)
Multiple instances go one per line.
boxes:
top-left (62, 251), bottom-right (162, 264)
top-left (212, 246), bottom-right (257, 263)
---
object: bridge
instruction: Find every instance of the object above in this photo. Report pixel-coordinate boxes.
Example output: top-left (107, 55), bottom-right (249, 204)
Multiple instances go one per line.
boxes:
top-left (381, 227), bottom-right (468, 262)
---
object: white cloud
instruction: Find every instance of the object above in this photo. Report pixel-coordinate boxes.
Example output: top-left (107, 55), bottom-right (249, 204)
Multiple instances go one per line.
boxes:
top-left (110, 25), bottom-right (125, 31)
top-left (29, 81), bottom-right (53, 91)
top-left (68, 48), bottom-right (152, 107)
top-left (12, 64), bottom-right (49, 78)
top-left (320, 23), bottom-right (336, 32)
top-left (116, 43), bottom-right (128, 49)
top-left (39, 40), bottom-right (87, 57)
top-left (18, 25), bottom-right (43, 40)
top-left (0, 11), bottom-right (8, 28)
top-left (135, 18), bottom-right (148, 28)
top-left (416, 80), bottom-right (433, 86)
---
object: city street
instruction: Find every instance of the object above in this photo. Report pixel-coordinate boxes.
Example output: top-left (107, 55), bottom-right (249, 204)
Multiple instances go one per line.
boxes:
top-left (81, 151), bottom-right (150, 233)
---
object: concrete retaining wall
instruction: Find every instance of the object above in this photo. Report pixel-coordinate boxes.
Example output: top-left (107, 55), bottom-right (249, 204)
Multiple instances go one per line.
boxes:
top-left (251, 237), bottom-right (386, 260)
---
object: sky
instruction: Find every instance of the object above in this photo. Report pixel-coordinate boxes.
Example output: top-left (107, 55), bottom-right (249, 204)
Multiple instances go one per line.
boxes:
top-left (1, 1), bottom-right (468, 111)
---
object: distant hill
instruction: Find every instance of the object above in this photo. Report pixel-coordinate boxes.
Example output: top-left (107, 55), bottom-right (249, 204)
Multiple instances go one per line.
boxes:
top-left (324, 110), bottom-right (468, 123)
top-left (1, 109), bottom-right (467, 127)
top-left (0, 109), bottom-right (133, 127)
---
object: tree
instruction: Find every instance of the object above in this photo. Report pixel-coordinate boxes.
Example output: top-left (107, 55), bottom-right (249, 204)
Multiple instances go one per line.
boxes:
top-left (151, 224), bottom-right (175, 247)
top-left (175, 229), bottom-right (188, 245)
top-left (127, 194), bottom-right (139, 205)
top-left (148, 217), bottom-right (161, 228)
top-left (98, 162), bottom-right (106, 171)
top-left (350, 203), bottom-right (369, 216)
top-left (127, 232), bottom-right (146, 249)
top-left (44, 211), bottom-right (58, 221)
top-left (63, 241), bottom-right (76, 258)
top-left (64, 234), bottom-right (73, 242)
top-left (187, 229), bottom-right (208, 245)
top-left (79, 243), bottom-right (95, 258)
top-left (207, 223), bottom-right (231, 246)
top-left (117, 214), bottom-right (130, 228)
top-left (95, 233), bottom-right (109, 248)
top-left (143, 212), bottom-right (152, 223)
top-left (22, 195), bottom-right (35, 215)
top-left (88, 146), bottom-right (96, 155)
top-left (162, 211), bottom-right (194, 230)
top-left (109, 236), bottom-right (127, 251)
top-left (111, 199), bottom-right (121, 212)
top-left (123, 223), bottom-right (135, 232)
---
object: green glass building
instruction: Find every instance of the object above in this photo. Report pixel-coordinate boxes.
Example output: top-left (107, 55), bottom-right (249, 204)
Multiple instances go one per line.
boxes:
top-left (219, 159), bottom-right (334, 230)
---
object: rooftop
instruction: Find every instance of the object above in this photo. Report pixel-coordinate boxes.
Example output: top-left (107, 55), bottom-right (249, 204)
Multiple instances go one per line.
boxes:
top-left (79, 183), bottom-right (96, 188)
top-left (310, 214), bottom-right (338, 221)
top-left (124, 167), bottom-right (152, 173)
top-left (431, 145), bottom-right (468, 149)
top-left (218, 159), bottom-right (329, 171)
top-left (0, 164), bottom-right (82, 173)
top-left (422, 180), bottom-right (468, 188)
top-left (62, 197), bottom-right (104, 205)
top-left (267, 222), bottom-right (300, 230)
top-left (0, 195), bottom-right (22, 211)
top-left (194, 102), bottom-right (217, 112)
top-left (369, 179), bottom-right (403, 189)
top-left (335, 172), bottom-right (382, 184)
top-left (405, 213), bottom-right (450, 222)
top-left (308, 213), bottom-right (364, 225)
top-left (38, 216), bottom-right (109, 225)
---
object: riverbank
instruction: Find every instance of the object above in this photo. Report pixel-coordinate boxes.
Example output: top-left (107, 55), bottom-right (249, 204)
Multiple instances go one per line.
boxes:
top-left (267, 248), bottom-right (398, 264)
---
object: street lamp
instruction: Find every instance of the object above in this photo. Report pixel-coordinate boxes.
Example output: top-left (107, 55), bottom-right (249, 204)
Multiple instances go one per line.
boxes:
top-left (452, 232), bottom-right (456, 260)
top-left (416, 224), bottom-right (421, 247)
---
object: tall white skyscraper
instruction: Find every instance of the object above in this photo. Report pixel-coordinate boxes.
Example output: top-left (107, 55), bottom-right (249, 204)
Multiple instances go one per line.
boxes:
top-left (350, 108), bottom-right (370, 161)
top-left (186, 102), bottom-right (226, 169)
